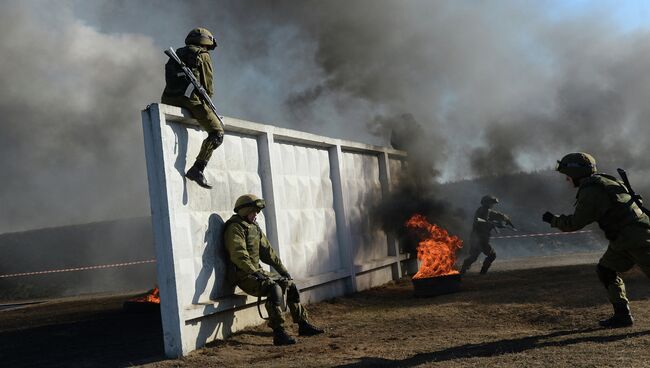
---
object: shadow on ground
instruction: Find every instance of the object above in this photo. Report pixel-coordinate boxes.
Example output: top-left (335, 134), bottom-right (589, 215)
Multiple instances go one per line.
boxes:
top-left (335, 328), bottom-right (650, 367)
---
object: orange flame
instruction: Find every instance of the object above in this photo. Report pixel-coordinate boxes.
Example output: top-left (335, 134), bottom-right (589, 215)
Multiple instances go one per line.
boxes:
top-left (130, 287), bottom-right (160, 304)
top-left (406, 214), bottom-right (463, 279)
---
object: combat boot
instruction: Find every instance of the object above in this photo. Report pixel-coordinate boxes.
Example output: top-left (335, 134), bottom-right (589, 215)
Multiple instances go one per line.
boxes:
top-left (298, 321), bottom-right (324, 336)
top-left (272, 328), bottom-right (296, 346)
top-left (185, 160), bottom-right (212, 189)
top-left (599, 302), bottom-right (634, 328)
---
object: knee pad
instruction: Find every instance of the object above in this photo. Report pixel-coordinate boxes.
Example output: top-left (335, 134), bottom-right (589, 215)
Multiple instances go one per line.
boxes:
top-left (267, 283), bottom-right (283, 307)
top-left (597, 264), bottom-right (617, 288)
top-left (207, 131), bottom-right (224, 148)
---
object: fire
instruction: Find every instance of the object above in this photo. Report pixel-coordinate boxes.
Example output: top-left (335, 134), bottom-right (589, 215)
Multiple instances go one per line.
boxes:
top-left (130, 287), bottom-right (160, 304)
top-left (406, 214), bottom-right (463, 279)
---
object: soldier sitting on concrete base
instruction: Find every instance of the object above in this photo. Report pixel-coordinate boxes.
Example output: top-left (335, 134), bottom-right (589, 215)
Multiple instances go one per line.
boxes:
top-left (224, 194), bottom-right (324, 345)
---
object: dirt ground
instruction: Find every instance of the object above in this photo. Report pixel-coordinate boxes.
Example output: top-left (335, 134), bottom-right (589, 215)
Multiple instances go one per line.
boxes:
top-left (3, 254), bottom-right (650, 368)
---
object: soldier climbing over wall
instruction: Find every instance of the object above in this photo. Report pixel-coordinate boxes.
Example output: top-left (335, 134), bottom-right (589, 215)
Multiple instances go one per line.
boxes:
top-left (223, 194), bottom-right (325, 345)
top-left (543, 152), bottom-right (650, 328)
top-left (460, 195), bottom-right (514, 275)
top-left (162, 27), bottom-right (224, 189)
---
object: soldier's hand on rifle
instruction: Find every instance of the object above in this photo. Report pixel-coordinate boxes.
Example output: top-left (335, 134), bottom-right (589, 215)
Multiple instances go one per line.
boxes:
top-left (251, 270), bottom-right (268, 282)
top-left (542, 211), bottom-right (555, 224)
top-left (275, 273), bottom-right (292, 288)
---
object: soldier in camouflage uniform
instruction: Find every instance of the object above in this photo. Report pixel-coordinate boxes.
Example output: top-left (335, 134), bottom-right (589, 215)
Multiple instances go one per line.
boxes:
top-left (460, 195), bottom-right (513, 275)
top-left (543, 152), bottom-right (650, 328)
top-left (162, 27), bottom-right (224, 189)
top-left (224, 194), bottom-right (324, 345)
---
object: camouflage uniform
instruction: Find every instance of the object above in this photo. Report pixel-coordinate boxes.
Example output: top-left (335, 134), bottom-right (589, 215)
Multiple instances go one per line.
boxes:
top-left (224, 214), bottom-right (308, 330)
top-left (550, 174), bottom-right (650, 305)
top-left (162, 28), bottom-right (224, 188)
top-left (545, 152), bottom-right (650, 327)
top-left (460, 202), bottom-right (512, 275)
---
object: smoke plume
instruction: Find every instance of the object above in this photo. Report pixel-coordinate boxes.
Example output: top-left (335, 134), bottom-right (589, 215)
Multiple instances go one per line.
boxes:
top-left (3, 0), bottom-right (650, 237)
top-left (0, 2), bottom-right (161, 232)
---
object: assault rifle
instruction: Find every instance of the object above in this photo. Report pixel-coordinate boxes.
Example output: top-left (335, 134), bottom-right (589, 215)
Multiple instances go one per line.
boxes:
top-left (617, 168), bottom-right (650, 217)
top-left (164, 47), bottom-right (225, 128)
top-left (476, 217), bottom-right (517, 234)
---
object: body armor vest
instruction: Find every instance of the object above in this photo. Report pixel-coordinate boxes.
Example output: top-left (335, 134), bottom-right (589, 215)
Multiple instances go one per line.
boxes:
top-left (472, 206), bottom-right (495, 240)
top-left (162, 45), bottom-right (204, 98)
top-left (578, 174), bottom-right (650, 240)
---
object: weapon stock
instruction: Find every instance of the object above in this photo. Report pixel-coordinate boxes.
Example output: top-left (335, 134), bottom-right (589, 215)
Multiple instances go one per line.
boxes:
top-left (164, 47), bottom-right (225, 128)
top-left (617, 168), bottom-right (650, 217)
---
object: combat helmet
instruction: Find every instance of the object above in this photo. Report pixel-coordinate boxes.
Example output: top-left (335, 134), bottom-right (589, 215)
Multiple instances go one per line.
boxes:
top-left (185, 27), bottom-right (217, 50)
top-left (556, 152), bottom-right (596, 179)
top-left (481, 195), bottom-right (499, 206)
top-left (234, 194), bottom-right (266, 216)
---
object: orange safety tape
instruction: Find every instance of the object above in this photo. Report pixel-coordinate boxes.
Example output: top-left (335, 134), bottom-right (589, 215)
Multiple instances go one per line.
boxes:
top-left (0, 259), bottom-right (156, 278)
top-left (492, 230), bottom-right (593, 240)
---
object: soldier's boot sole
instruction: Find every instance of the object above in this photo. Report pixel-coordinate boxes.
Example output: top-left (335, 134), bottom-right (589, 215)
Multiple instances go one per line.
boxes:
top-left (185, 167), bottom-right (212, 189)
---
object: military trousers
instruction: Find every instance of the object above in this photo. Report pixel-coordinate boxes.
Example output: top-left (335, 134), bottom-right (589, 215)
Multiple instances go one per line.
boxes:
top-left (161, 95), bottom-right (224, 163)
top-left (598, 244), bottom-right (650, 304)
top-left (236, 273), bottom-right (309, 330)
top-left (461, 237), bottom-right (496, 273)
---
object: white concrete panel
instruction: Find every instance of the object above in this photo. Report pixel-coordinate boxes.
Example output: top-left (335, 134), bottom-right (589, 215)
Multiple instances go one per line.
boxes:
top-left (272, 142), bottom-right (341, 278)
top-left (341, 152), bottom-right (389, 264)
top-left (355, 265), bottom-right (394, 291)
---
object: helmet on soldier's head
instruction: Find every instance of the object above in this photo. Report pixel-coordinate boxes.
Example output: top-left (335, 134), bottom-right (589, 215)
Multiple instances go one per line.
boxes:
top-left (185, 27), bottom-right (217, 50)
top-left (481, 195), bottom-right (499, 206)
top-left (234, 194), bottom-right (266, 216)
top-left (556, 152), bottom-right (596, 179)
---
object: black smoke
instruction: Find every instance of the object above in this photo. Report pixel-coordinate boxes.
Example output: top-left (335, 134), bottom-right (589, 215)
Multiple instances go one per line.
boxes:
top-left (4, 0), bottom-right (650, 236)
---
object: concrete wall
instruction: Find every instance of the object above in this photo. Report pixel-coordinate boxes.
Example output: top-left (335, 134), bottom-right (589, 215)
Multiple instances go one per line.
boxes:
top-left (141, 103), bottom-right (413, 357)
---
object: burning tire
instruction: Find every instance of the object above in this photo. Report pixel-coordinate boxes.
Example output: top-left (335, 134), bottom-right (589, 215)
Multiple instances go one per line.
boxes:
top-left (412, 273), bottom-right (461, 297)
top-left (406, 214), bottom-right (464, 297)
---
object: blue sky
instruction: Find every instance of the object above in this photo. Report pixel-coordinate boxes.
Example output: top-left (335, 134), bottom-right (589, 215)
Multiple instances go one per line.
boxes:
top-left (548, 0), bottom-right (650, 31)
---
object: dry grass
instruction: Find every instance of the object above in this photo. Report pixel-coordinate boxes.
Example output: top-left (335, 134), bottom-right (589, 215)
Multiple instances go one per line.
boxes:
top-left (148, 263), bottom-right (650, 368)
top-left (3, 258), bottom-right (650, 368)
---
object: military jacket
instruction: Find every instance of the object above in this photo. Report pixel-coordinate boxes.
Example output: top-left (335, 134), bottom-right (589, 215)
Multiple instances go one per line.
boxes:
top-left (472, 206), bottom-right (510, 241)
top-left (551, 173), bottom-right (650, 246)
top-left (223, 215), bottom-right (289, 281)
top-left (162, 45), bottom-right (213, 103)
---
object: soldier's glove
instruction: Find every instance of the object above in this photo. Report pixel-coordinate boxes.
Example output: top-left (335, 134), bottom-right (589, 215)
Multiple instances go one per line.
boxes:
top-left (542, 211), bottom-right (555, 224)
top-left (277, 273), bottom-right (293, 289)
top-left (250, 271), bottom-right (268, 282)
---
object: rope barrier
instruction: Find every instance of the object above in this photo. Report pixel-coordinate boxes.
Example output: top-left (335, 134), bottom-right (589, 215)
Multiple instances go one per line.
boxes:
top-left (0, 231), bottom-right (595, 278)
top-left (492, 230), bottom-right (593, 240)
top-left (0, 259), bottom-right (156, 279)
